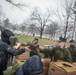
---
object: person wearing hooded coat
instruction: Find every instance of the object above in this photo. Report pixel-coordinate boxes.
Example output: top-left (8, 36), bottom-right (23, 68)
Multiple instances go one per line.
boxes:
top-left (14, 55), bottom-right (43, 75)
top-left (0, 29), bottom-right (30, 75)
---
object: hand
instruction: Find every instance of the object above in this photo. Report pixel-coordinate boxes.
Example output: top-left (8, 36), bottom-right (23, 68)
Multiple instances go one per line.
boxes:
top-left (20, 48), bottom-right (26, 52)
top-left (13, 46), bottom-right (20, 49)
top-left (13, 43), bottom-right (21, 49)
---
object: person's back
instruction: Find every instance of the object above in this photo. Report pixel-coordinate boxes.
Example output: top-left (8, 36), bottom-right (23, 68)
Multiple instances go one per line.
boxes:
top-left (14, 55), bottom-right (43, 75)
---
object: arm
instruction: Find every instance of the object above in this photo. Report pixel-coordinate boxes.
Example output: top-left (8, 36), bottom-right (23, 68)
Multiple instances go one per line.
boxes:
top-left (0, 51), bottom-right (4, 56)
top-left (49, 47), bottom-right (55, 58)
top-left (65, 49), bottom-right (73, 63)
top-left (3, 43), bottom-right (26, 56)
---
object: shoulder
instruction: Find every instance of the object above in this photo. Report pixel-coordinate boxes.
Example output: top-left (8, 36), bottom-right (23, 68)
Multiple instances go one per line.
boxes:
top-left (66, 46), bottom-right (72, 51)
top-left (0, 40), bottom-right (9, 48)
top-left (52, 45), bottom-right (58, 48)
top-left (0, 41), bottom-right (8, 45)
top-left (0, 40), bottom-right (5, 45)
top-left (64, 48), bottom-right (70, 53)
top-left (52, 46), bottom-right (59, 51)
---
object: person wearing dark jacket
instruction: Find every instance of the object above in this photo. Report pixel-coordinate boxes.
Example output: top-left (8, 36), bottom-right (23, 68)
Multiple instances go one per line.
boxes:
top-left (14, 55), bottom-right (43, 75)
top-left (67, 40), bottom-right (76, 62)
top-left (0, 29), bottom-right (30, 75)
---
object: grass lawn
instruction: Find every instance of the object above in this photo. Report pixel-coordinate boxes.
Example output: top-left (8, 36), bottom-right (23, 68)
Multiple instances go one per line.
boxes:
top-left (16, 34), bottom-right (58, 46)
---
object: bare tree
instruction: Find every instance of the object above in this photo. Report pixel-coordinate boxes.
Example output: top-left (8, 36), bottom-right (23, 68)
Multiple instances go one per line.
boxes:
top-left (20, 25), bottom-right (26, 32)
top-left (57, 0), bottom-right (73, 39)
top-left (0, 6), bottom-right (2, 25)
top-left (45, 22), bottom-right (59, 39)
top-left (0, 6), bottom-right (5, 31)
top-left (27, 24), bottom-right (37, 34)
top-left (5, 0), bottom-right (28, 10)
top-left (30, 7), bottom-right (53, 39)
top-left (12, 25), bottom-right (16, 31)
top-left (3, 18), bottom-right (10, 28)
top-left (0, 6), bottom-right (5, 25)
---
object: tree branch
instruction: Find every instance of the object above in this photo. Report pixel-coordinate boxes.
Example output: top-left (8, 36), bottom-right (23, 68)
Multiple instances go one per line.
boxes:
top-left (6, 0), bottom-right (28, 10)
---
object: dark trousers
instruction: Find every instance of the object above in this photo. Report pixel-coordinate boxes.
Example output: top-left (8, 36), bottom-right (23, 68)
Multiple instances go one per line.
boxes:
top-left (0, 71), bottom-right (3, 75)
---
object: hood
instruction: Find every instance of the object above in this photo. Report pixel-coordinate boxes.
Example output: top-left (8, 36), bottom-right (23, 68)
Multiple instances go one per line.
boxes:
top-left (1, 29), bottom-right (14, 44)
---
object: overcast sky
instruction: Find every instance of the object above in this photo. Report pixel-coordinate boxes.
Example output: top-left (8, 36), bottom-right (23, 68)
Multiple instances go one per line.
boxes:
top-left (0, 0), bottom-right (72, 24)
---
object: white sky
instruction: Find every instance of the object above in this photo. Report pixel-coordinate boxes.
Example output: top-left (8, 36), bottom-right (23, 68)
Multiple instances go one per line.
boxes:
top-left (0, 0), bottom-right (62, 24)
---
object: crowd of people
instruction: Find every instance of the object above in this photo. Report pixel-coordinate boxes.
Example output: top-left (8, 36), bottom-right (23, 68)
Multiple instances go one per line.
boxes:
top-left (28, 35), bottom-right (76, 73)
top-left (54, 37), bottom-right (76, 62)
top-left (0, 28), bottom-right (76, 75)
top-left (41, 37), bottom-right (76, 63)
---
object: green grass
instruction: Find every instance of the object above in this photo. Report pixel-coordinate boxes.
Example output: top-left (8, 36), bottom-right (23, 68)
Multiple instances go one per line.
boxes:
top-left (16, 34), bottom-right (57, 46)
top-left (16, 35), bottom-right (34, 43)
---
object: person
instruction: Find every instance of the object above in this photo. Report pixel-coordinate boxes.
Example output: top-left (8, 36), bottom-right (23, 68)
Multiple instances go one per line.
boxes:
top-left (14, 55), bottom-right (43, 75)
top-left (1, 29), bottom-right (19, 66)
top-left (0, 29), bottom-right (30, 75)
top-left (67, 40), bottom-right (76, 62)
top-left (30, 38), bottom-right (41, 56)
top-left (32, 38), bottom-right (39, 49)
top-left (49, 37), bottom-right (72, 62)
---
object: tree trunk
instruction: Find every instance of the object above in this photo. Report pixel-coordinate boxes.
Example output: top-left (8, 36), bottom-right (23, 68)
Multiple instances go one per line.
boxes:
top-left (40, 29), bottom-right (43, 39)
top-left (64, 21), bottom-right (68, 39)
top-left (40, 31), bottom-right (42, 39)
top-left (72, 14), bottom-right (76, 40)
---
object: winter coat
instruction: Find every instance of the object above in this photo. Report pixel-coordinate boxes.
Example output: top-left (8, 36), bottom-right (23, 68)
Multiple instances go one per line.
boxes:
top-left (0, 29), bottom-right (26, 72)
top-left (67, 45), bottom-right (76, 62)
top-left (50, 46), bottom-right (72, 62)
top-left (0, 40), bottom-right (25, 71)
top-left (14, 55), bottom-right (43, 75)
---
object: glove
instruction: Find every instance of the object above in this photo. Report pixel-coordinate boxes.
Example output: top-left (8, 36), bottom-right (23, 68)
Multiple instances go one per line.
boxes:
top-left (20, 48), bottom-right (26, 52)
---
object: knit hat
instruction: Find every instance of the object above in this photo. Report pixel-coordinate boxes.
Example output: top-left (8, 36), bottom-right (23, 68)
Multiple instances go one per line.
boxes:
top-left (58, 37), bottom-right (66, 42)
top-left (69, 40), bottom-right (75, 43)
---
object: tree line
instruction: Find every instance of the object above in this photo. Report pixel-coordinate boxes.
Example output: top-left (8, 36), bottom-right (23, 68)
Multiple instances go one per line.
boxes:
top-left (0, 0), bottom-right (76, 41)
